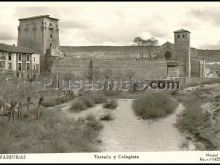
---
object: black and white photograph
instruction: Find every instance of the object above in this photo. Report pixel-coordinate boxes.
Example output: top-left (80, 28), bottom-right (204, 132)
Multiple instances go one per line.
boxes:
top-left (0, 1), bottom-right (220, 163)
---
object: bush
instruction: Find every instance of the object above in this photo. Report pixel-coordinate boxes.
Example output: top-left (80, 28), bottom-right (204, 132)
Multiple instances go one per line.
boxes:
top-left (132, 92), bottom-right (178, 119)
top-left (69, 99), bottom-right (87, 112)
top-left (176, 96), bottom-right (209, 134)
top-left (103, 100), bottom-right (118, 109)
top-left (41, 95), bottom-right (74, 107)
top-left (90, 93), bottom-right (107, 104)
top-left (99, 112), bottom-right (113, 121)
top-left (104, 90), bottom-right (121, 96)
top-left (169, 90), bottom-right (179, 96)
top-left (80, 96), bottom-right (95, 108)
top-left (84, 114), bottom-right (103, 131)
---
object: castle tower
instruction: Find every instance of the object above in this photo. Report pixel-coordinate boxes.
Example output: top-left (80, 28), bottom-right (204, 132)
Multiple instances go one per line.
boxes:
top-left (17, 15), bottom-right (60, 72)
top-left (174, 29), bottom-right (191, 77)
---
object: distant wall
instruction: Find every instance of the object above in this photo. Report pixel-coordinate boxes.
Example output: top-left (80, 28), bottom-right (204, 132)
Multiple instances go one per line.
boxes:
top-left (51, 57), bottom-right (167, 80)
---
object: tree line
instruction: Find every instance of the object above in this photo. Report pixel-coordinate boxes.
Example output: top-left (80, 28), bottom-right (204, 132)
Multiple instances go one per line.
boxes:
top-left (133, 37), bottom-right (158, 60)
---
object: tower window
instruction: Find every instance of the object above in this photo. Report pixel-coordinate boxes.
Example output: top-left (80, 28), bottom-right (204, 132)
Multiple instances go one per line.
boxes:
top-left (18, 63), bottom-right (22, 71)
top-left (50, 34), bottom-right (53, 39)
top-left (27, 54), bottom-right (30, 61)
top-left (27, 63), bottom-right (30, 71)
top-left (183, 34), bottom-right (185, 38)
top-left (177, 35), bottom-right (180, 38)
top-left (18, 54), bottom-right (21, 61)
top-left (8, 54), bottom-right (11, 61)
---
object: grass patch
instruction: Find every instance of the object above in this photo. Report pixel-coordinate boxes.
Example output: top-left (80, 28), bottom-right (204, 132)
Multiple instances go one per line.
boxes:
top-left (103, 100), bottom-right (118, 109)
top-left (0, 110), bottom-right (102, 153)
top-left (132, 91), bottom-right (178, 119)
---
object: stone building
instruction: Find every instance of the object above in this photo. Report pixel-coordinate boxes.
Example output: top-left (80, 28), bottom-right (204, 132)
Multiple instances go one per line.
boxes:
top-left (0, 43), bottom-right (40, 79)
top-left (17, 15), bottom-right (61, 72)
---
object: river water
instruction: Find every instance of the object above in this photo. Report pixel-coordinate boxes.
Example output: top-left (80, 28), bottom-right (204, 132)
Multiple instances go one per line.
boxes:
top-left (99, 99), bottom-right (196, 152)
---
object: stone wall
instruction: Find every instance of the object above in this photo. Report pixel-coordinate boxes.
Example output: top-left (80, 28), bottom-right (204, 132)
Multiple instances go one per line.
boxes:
top-left (191, 59), bottom-right (200, 77)
top-left (51, 57), bottom-right (167, 80)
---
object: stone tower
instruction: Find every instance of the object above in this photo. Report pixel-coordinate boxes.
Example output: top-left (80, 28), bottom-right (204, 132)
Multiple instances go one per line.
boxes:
top-left (17, 15), bottom-right (60, 72)
top-left (174, 29), bottom-right (191, 77)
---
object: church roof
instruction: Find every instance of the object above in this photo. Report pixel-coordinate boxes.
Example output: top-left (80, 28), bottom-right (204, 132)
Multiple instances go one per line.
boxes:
top-left (0, 43), bottom-right (35, 54)
top-left (174, 29), bottom-right (190, 33)
top-left (161, 41), bottom-right (173, 46)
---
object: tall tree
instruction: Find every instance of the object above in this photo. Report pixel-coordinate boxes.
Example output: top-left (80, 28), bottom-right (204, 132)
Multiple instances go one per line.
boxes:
top-left (133, 37), bottom-right (144, 59)
top-left (143, 38), bottom-right (158, 60)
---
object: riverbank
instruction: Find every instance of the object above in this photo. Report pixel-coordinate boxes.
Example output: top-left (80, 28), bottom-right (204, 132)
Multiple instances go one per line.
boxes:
top-left (175, 83), bottom-right (220, 150)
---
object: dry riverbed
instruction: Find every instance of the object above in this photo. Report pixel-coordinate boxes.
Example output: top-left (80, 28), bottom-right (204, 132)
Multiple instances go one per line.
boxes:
top-left (58, 99), bottom-right (197, 152)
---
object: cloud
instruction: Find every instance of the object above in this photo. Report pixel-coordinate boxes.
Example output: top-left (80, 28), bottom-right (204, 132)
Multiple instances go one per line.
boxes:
top-left (189, 7), bottom-right (220, 26)
top-left (0, 31), bottom-right (16, 41)
top-left (60, 20), bottom-right (90, 29)
top-left (199, 41), bottom-right (220, 50)
top-left (0, 2), bottom-right (220, 49)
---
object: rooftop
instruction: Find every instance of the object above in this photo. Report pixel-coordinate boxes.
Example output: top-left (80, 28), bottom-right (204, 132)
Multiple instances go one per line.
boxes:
top-left (174, 29), bottom-right (190, 33)
top-left (19, 15), bottom-right (59, 21)
top-left (0, 43), bottom-right (35, 54)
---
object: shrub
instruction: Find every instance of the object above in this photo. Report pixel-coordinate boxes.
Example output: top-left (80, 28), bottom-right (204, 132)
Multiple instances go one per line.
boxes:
top-left (104, 90), bottom-right (121, 96)
top-left (80, 96), bottom-right (95, 108)
top-left (169, 90), bottom-right (179, 96)
top-left (103, 100), bottom-right (118, 109)
top-left (132, 92), bottom-right (178, 119)
top-left (85, 114), bottom-right (103, 131)
top-left (41, 95), bottom-right (74, 107)
top-left (69, 99), bottom-right (87, 112)
top-left (90, 93), bottom-right (107, 104)
top-left (99, 112), bottom-right (113, 121)
top-left (176, 96), bottom-right (209, 134)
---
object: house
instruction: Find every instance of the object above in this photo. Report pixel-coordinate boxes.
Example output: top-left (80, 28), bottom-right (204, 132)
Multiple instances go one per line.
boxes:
top-left (0, 43), bottom-right (40, 79)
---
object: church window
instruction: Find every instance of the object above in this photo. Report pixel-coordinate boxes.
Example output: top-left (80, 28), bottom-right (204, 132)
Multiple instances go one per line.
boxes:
top-left (177, 35), bottom-right (180, 38)
top-left (18, 54), bottom-right (21, 61)
top-left (165, 51), bottom-right (172, 59)
top-left (183, 34), bottom-right (185, 38)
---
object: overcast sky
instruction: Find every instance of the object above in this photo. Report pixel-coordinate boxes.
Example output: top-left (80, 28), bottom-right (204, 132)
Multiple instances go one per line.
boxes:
top-left (1, 2), bottom-right (220, 49)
